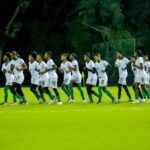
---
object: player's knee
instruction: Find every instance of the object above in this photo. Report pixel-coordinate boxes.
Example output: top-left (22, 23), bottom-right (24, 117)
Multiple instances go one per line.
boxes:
top-left (44, 87), bottom-right (50, 94)
top-left (53, 88), bottom-right (59, 96)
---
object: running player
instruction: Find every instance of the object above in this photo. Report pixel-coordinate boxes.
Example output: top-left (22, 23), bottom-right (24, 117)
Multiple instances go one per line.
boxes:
top-left (94, 53), bottom-right (116, 104)
top-left (83, 52), bottom-right (99, 103)
top-left (59, 53), bottom-right (72, 101)
top-left (130, 55), bottom-right (143, 100)
top-left (68, 53), bottom-right (86, 103)
top-left (115, 51), bottom-right (132, 102)
top-left (1, 52), bottom-right (15, 105)
top-left (10, 51), bottom-right (28, 105)
top-left (43, 51), bottom-right (62, 105)
top-left (28, 52), bottom-right (42, 103)
top-left (132, 50), bottom-right (150, 103)
top-left (36, 53), bottom-right (55, 104)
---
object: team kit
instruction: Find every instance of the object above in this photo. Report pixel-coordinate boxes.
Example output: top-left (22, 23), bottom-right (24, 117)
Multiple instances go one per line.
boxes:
top-left (1, 50), bottom-right (150, 105)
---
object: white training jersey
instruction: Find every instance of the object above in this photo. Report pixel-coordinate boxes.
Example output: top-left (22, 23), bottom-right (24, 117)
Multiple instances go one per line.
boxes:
top-left (115, 57), bottom-right (129, 77)
top-left (47, 59), bottom-right (58, 79)
top-left (1, 62), bottom-right (13, 79)
top-left (11, 58), bottom-right (25, 77)
top-left (86, 60), bottom-right (97, 77)
top-left (131, 63), bottom-right (137, 76)
top-left (29, 61), bottom-right (40, 78)
top-left (38, 61), bottom-right (49, 80)
top-left (95, 60), bottom-right (109, 78)
top-left (135, 57), bottom-right (146, 76)
top-left (144, 61), bottom-right (149, 73)
top-left (71, 60), bottom-right (81, 76)
top-left (60, 61), bottom-right (72, 78)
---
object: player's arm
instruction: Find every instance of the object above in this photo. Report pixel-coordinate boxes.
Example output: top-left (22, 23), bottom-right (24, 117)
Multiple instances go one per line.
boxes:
top-left (103, 64), bottom-right (111, 73)
top-left (133, 62), bottom-right (144, 69)
top-left (39, 64), bottom-right (57, 75)
top-left (17, 63), bottom-right (28, 71)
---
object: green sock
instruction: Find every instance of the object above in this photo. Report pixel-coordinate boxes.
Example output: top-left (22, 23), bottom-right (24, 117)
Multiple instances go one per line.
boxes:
top-left (34, 92), bottom-right (41, 100)
top-left (4, 87), bottom-right (9, 103)
top-left (22, 96), bottom-right (27, 102)
top-left (16, 93), bottom-right (22, 102)
top-left (13, 95), bottom-right (17, 102)
top-left (142, 89), bottom-right (147, 99)
top-left (135, 92), bottom-right (139, 100)
top-left (57, 95), bottom-right (61, 102)
top-left (145, 91), bottom-right (150, 99)
top-left (68, 85), bottom-right (74, 99)
top-left (77, 85), bottom-right (85, 100)
top-left (92, 91), bottom-right (99, 98)
top-left (48, 93), bottom-right (55, 100)
top-left (40, 93), bottom-right (46, 102)
top-left (103, 87), bottom-right (114, 100)
top-left (62, 85), bottom-right (70, 97)
top-left (98, 87), bottom-right (103, 103)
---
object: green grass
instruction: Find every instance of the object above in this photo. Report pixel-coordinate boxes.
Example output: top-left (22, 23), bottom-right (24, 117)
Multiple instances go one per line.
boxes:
top-left (0, 87), bottom-right (150, 150)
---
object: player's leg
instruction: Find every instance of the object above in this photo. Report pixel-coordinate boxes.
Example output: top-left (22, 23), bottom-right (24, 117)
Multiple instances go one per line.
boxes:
top-left (117, 84), bottom-right (122, 102)
top-left (77, 83), bottom-right (86, 103)
top-left (30, 84), bottom-right (41, 101)
top-left (68, 80), bottom-right (75, 102)
top-left (123, 85), bottom-right (132, 101)
top-left (38, 86), bottom-right (46, 103)
top-left (3, 86), bottom-right (9, 105)
top-left (61, 84), bottom-right (71, 97)
top-left (51, 79), bottom-right (62, 104)
top-left (141, 84), bottom-right (150, 99)
top-left (86, 84), bottom-right (94, 103)
top-left (15, 83), bottom-right (27, 104)
top-left (87, 84), bottom-right (99, 103)
top-left (138, 87), bottom-right (143, 99)
top-left (133, 83), bottom-right (140, 103)
top-left (102, 87), bottom-right (115, 103)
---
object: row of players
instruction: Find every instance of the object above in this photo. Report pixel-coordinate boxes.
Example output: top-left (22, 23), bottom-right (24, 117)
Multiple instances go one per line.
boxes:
top-left (1, 50), bottom-right (150, 105)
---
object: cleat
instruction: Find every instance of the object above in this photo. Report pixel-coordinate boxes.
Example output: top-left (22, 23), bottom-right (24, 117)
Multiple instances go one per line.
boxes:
top-left (53, 97), bottom-right (57, 103)
top-left (82, 100), bottom-right (87, 104)
top-left (58, 101), bottom-right (63, 105)
top-left (89, 101), bottom-right (94, 104)
top-left (68, 99), bottom-right (74, 104)
top-left (22, 102), bottom-right (28, 105)
top-left (11, 102), bottom-right (17, 106)
top-left (0, 102), bottom-right (8, 106)
top-left (140, 99), bottom-right (146, 103)
top-left (49, 100), bottom-right (55, 105)
top-left (128, 99), bottom-right (133, 102)
top-left (112, 99), bottom-right (116, 104)
top-left (97, 101), bottom-right (102, 105)
top-left (132, 100), bottom-right (140, 104)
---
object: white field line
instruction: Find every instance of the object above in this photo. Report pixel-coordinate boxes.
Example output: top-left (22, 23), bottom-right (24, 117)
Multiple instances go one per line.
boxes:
top-left (0, 108), bottom-right (145, 114)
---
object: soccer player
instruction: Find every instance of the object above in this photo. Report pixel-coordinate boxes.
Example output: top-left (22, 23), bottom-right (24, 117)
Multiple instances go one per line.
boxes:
top-left (43, 51), bottom-right (62, 105)
top-left (132, 50), bottom-right (150, 103)
top-left (10, 51), bottom-right (28, 105)
top-left (94, 53), bottom-right (116, 104)
top-left (28, 52), bottom-right (43, 103)
top-left (68, 53), bottom-right (86, 103)
top-left (130, 56), bottom-right (143, 100)
top-left (115, 51), bottom-right (132, 102)
top-left (83, 52), bottom-right (99, 103)
top-left (1, 52), bottom-right (14, 105)
top-left (144, 54), bottom-right (150, 92)
top-left (36, 53), bottom-right (55, 104)
top-left (59, 53), bottom-right (72, 101)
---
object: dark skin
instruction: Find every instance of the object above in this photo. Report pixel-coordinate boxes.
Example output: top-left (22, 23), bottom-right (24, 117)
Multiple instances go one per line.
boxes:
top-left (39, 53), bottom-right (57, 75)
top-left (10, 52), bottom-right (27, 72)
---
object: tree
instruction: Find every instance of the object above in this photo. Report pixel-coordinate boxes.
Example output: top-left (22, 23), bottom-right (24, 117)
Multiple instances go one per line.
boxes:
top-left (0, 0), bottom-right (31, 64)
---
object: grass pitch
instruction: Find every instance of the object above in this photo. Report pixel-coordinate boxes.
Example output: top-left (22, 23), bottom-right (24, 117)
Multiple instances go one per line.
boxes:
top-left (0, 87), bottom-right (150, 150)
